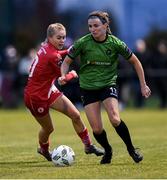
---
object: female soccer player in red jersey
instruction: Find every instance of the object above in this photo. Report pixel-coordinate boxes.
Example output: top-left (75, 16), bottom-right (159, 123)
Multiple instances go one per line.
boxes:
top-left (24, 23), bottom-right (104, 161)
top-left (60, 11), bottom-right (151, 164)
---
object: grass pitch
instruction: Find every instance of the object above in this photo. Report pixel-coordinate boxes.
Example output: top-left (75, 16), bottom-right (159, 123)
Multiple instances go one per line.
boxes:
top-left (0, 108), bottom-right (167, 179)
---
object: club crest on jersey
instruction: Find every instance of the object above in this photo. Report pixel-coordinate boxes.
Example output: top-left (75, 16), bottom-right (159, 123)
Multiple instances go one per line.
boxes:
top-left (106, 49), bottom-right (112, 56)
top-left (38, 107), bottom-right (44, 113)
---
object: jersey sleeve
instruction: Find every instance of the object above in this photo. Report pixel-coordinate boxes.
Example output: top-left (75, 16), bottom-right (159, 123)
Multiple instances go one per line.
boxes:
top-left (68, 39), bottom-right (82, 59)
top-left (57, 49), bottom-right (68, 57)
top-left (113, 36), bottom-right (133, 60)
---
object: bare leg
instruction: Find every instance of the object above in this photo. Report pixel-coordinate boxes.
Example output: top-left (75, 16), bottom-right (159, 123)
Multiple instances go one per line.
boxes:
top-left (84, 102), bottom-right (103, 134)
top-left (50, 95), bottom-right (85, 133)
top-left (84, 102), bottom-right (112, 163)
top-left (102, 97), bottom-right (121, 127)
top-left (35, 113), bottom-right (54, 143)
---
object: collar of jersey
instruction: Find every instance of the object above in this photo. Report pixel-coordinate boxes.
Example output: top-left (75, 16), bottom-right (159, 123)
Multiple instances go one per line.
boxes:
top-left (91, 34), bottom-right (108, 43)
top-left (48, 41), bottom-right (58, 50)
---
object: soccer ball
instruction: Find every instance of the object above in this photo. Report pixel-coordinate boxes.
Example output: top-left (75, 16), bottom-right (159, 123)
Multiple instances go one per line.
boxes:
top-left (51, 145), bottom-right (75, 167)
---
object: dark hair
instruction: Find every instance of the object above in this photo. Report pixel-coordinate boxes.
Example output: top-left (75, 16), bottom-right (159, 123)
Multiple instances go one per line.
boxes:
top-left (88, 11), bottom-right (112, 34)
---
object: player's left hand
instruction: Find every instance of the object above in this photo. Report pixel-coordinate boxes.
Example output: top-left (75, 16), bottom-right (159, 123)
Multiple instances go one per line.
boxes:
top-left (65, 70), bottom-right (78, 81)
top-left (141, 85), bottom-right (151, 98)
top-left (58, 71), bottom-right (78, 86)
top-left (58, 76), bottom-right (67, 85)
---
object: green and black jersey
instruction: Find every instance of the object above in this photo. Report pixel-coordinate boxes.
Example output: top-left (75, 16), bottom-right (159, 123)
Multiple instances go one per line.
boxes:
top-left (68, 34), bottom-right (132, 90)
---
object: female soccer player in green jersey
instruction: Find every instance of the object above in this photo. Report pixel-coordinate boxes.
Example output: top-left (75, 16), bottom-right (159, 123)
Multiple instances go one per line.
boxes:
top-left (59, 11), bottom-right (151, 164)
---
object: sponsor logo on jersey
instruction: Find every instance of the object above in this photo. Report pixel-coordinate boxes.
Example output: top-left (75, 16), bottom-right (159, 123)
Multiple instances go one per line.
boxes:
top-left (106, 49), bottom-right (112, 55)
top-left (87, 60), bottom-right (111, 65)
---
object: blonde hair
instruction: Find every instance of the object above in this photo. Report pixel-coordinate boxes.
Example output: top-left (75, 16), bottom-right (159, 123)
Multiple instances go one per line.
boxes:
top-left (47, 23), bottom-right (66, 38)
top-left (88, 11), bottom-right (111, 34)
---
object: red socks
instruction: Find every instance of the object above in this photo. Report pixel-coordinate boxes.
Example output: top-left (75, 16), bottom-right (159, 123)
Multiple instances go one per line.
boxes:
top-left (39, 141), bottom-right (49, 153)
top-left (78, 128), bottom-right (91, 148)
top-left (39, 129), bottom-right (91, 152)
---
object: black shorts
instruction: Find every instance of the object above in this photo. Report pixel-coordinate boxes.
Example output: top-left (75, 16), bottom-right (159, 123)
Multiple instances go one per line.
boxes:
top-left (80, 86), bottom-right (118, 106)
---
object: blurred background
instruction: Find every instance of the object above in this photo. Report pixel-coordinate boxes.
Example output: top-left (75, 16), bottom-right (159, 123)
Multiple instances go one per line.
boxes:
top-left (0, 0), bottom-right (167, 109)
